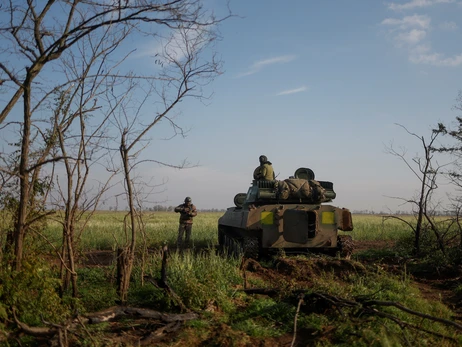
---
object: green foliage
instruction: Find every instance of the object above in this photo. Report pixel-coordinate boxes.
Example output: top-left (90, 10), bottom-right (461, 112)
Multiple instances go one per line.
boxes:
top-left (302, 269), bottom-right (458, 346)
top-left (128, 249), bottom-right (242, 311)
top-left (231, 298), bottom-right (293, 337)
top-left (76, 267), bottom-right (118, 312)
top-left (0, 259), bottom-right (70, 326)
top-left (353, 248), bottom-right (399, 260)
top-left (127, 281), bottom-right (171, 310)
top-left (122, 247), bottom-right (242, 313)
top-left (394, 225), bottom-right (462, 268)
top-left (454, 283), bottom-right (462, 296)
top-left (2, 211), bottom-right (460, 346)
top-left (164, 248), bottom-right (241, 312)
top-left (186, 319), bottom-right (210, 329)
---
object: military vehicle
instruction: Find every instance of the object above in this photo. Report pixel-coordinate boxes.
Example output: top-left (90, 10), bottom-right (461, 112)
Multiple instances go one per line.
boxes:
top-left (218, 167), bottom-right (354, 259)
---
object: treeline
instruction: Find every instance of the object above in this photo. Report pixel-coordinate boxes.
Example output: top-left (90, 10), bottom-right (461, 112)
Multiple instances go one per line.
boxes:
top-left (353, 210), bottom-right (458, 216)
top-left (108, 206), bottom-right (226, 212)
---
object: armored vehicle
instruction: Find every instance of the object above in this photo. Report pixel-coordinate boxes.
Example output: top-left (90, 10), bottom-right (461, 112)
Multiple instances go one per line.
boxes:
top-left (218, 167), bottom-right (354, 259)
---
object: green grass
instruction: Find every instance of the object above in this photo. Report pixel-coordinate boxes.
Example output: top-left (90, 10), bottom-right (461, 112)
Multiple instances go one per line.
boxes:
top-left (348, 214), bottom-right (415, 241)
top-left (44, 211), bottom-right (223, 251)
top-left (42, 211), bottom-right (416, 252)
top-left (132, 247), bottom-right (243, 312)
top-left (5, 211), bottom-right (462, 346)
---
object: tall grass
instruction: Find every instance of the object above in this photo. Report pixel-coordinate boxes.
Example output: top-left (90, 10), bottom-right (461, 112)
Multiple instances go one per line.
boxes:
top-left (43, 211), bottom-right (416, 252)
top-left (44, 211), bottom-right (223, 251)
top-left (348, 214), bottom-right (414, 241)
top-left (7, 211), bottom-right (462, 346)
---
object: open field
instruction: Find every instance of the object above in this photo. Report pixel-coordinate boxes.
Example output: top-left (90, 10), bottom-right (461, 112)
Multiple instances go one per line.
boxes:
top-left (4, 211), bottom-right (462, 346)
top-left (42, 211), bottom-right (415, 251)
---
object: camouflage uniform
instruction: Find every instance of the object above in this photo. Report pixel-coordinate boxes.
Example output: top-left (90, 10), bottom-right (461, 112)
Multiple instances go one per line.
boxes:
top-left (174, 197), bottom-right (197, 248)
top-left (253, 155), bottom-right (275, 180)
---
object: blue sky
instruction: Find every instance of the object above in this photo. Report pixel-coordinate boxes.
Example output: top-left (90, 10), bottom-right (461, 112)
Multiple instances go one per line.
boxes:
top-left (140, 0), bottom-right (462, 212)
top-left (2, 0), bottom-right (461, 213)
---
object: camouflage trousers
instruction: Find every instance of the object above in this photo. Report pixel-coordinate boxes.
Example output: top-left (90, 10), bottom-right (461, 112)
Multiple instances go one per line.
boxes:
top-left (177, 223), bottom-right (192, 249)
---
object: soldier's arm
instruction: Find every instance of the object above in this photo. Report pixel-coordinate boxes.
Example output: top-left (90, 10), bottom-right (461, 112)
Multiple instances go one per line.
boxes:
top-left (190, 205), bottom-right (197, 217)
top-left (174, 205), bottom-right (184, 213)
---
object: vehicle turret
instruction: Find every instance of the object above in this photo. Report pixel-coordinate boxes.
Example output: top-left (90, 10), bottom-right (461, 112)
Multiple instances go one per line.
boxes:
top-left (218, 166), bottom-right (354, 259)
top-left (234, 167), bottom-right (336, 208)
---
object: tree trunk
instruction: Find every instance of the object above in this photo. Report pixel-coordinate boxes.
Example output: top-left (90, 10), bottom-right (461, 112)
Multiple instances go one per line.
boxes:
top-left (68, 226), bottom-right (78, 298)
top-left (116, 247), bottom-right (134, 303)
top-left (59, 236), bottom-right (78, 298)
top-left (117, 133), bottom-right (137, 303)
top-left (14, 81), bottom-right (33, 271)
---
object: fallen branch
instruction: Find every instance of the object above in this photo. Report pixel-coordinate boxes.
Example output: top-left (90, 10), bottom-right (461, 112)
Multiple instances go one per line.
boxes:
top-left (76, 314), bottom-right (97, 345)
top-left (12, 308), bottom-right (57, 337)
top-left (84, 306), bottom-right (198, 324)
top-left (369, 308), bottom-right (458, 343)
top-left (138, 321), bottom-right (182, 346)
top-left (291, 293), bottom-right (304, 347)
top-left (360, 300), bottom-right (462, 331)
top-left (241, 287), bottom-right (462, 337)
top-left (12, 306), bottom-right (198, 341)
top-left (240, 288), bottom-right (279, 296)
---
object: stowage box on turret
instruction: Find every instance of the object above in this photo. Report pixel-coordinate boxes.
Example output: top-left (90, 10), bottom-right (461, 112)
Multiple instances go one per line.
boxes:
top-left (218, 167), bottom-right (354, 259)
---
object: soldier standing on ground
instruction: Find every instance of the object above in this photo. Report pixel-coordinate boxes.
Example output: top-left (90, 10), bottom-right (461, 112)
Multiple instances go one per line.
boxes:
top-left (174, 197), bottom-right (197, 249)
top-left (253, 155), bottom-right (275, 180)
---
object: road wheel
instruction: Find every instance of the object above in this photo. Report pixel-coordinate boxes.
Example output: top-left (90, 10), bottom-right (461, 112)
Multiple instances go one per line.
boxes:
top-left (222, 234), bottom-right (240, 258)
top-left (231, 238), bottom-right (243, 258)
top-left (222, 234), bottom-right (230, 256)
top-left (337, 235), bottom-right (354, 260)
top-left (242, 237), bottom-right (260, 259)
top-left (218, 228), bottom-right (224, 245)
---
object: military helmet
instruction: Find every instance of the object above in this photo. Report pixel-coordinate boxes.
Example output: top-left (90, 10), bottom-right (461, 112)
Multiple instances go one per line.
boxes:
top-left (184, 196), bottom-right (192, 203)
top-left (259, 155), bottom-right (267, 163)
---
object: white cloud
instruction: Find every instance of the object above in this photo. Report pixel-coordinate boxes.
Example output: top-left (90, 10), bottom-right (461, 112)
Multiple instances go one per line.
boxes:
top-left (381, 9), bottom-right (462, 66)
top-left (276, 86), bottom-right (307, 96)
top-left (409, 48), bottom-right (462, 66)
top-left (411, 43), bottom-right (432, 54)
top-left (381, 15), bottom-right (429, 47)
top-left (133, 25), bottom-right (211, 64)
top-left (388, 0), bottom-right (455, 11)
top-left (439, 21), bottom-right (458, 30)
top-left (381, 14), bottom-right (431, 30)
top-left (395, 29), bottom-right (427, 45)
top-left (236, 55), bottom-right (296, 78)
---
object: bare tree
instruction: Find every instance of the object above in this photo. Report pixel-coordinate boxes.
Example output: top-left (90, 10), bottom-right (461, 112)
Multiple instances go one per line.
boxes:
top-left (385, 124), bottom-right (446, 255)
top-left (52, 87), bottom-right (117, 297)
top-left (0, 1), bottom-right (229, 270)
top-left (431, 91), bottom-right (462, 253)
top-left (112, 21), bottom-right (222, 301)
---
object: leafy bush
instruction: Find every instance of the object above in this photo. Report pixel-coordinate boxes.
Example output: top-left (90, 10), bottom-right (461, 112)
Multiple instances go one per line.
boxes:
top-left (0, 259), bottom-right (70, 327)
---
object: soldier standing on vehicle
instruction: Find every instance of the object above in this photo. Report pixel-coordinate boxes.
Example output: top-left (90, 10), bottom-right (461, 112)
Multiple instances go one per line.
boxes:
top-left (253, 155), bottom-right (275, 180)
top-left (174, 196), bottom-right (197, 249)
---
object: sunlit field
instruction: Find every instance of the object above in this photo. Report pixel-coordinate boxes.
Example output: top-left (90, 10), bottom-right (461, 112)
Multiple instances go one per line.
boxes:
top-left (43, 211), bottom-right (415, 251)
top-left (13, 211), bottom-right (462, 346)
top-left (347, 213), bottom-right (417, 241)
top-left (44, 211), bottom-right (223, 250)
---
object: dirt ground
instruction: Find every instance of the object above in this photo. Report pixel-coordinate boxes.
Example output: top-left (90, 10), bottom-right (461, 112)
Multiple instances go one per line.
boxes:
top-left (71, 240), bottom-right (462, 346)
